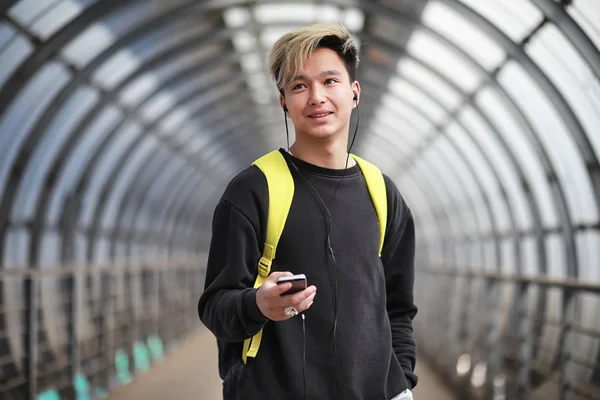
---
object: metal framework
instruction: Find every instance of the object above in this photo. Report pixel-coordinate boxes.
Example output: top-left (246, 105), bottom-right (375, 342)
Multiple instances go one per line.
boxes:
top-left (0, 0), bottom-right (599, 399)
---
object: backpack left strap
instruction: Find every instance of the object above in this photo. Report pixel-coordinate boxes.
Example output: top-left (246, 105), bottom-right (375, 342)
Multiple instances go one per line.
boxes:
top-left (242, 150), bottom-right (294, 363)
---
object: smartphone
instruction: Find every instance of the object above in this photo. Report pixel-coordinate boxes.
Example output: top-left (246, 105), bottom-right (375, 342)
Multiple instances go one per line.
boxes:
top-left (276, 274), bottom-right (307, 296)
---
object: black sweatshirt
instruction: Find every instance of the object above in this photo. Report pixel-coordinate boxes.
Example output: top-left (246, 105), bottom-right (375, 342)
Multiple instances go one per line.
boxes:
top-left (198, 149), bottom-right (418, 399)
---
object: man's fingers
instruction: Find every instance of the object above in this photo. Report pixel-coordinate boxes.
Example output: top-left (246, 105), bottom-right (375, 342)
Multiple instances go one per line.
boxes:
top-left (296, 291), bottom-right (316, 312)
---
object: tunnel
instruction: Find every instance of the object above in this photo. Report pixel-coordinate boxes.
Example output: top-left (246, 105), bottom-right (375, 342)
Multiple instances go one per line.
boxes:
top-left (0, 0), bottom-right (599, 399)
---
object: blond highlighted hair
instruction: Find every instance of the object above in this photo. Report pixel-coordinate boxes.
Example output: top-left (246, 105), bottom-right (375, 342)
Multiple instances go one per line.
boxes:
top-left (267, 23), bottom-right (360, 93)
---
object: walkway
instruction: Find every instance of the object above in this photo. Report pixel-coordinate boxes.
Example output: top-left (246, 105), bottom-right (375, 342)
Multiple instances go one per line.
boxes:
top-left (107, 329), bottom-right (456, 400)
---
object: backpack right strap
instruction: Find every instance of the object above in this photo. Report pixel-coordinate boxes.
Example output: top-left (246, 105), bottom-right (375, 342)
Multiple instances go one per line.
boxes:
top-left (242, 150), bottom-right (294, 364)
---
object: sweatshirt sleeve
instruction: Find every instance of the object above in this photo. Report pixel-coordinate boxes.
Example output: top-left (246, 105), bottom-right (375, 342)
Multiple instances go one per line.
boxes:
top-left (197, 177), bottom-right (269, 342)
top-left (381, 176), bottom-right (419, 389)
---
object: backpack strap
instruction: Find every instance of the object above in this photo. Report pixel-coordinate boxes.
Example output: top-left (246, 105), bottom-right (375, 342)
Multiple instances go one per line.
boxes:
top-left (242, 150), bottom-right (294, 364)
top-left (350, 154), bottom-right (388, 256)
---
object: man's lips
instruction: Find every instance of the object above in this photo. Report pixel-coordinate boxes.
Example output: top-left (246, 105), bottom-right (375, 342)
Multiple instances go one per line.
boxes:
top-left (308, 112), bottom-right (333, 118)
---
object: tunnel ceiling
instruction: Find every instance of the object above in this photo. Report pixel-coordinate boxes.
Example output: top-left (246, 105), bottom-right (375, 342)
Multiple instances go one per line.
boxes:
top-left (0, 0), bottom-right (599, 278)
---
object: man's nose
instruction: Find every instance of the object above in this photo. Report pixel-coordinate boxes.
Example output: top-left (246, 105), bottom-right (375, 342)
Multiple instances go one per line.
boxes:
top-left (309, 85), bottom-right (327, 104)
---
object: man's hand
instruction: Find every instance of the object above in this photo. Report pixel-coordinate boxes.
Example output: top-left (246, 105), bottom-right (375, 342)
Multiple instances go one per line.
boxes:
top-left (256, 272), bottom-right (316, 321)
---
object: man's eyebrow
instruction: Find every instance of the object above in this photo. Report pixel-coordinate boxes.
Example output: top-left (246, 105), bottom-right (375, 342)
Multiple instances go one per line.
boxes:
top-left (290, 70), bottom-right (343, 82)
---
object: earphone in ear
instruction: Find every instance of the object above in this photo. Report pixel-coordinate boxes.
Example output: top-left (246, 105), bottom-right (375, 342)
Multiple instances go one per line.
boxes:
top-left (283, 105), bottom-right (288, 112)
top-left (353, 94), bottom-right (358, 101)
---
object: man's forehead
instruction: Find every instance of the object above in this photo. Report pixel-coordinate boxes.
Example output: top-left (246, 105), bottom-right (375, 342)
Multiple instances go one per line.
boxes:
top-left (290, 69), bottom-right (344, 82)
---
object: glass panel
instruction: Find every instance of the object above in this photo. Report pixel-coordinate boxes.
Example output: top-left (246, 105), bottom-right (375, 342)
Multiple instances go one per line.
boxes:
top-left (0, 32), bottom-right (33, 89)
top-left (500, 237), bottom-right (516, 273)
top-left (446, 122), bottom-right (503, 234)
top-left (451, 119), bottom-right (531, 231)
top-left (421, 1), bottom-right (506, 71)
top-left (499, 62), bottom-right (598, 224)
top-left (8, 0), bottom-right (61, 25)
top-left (475, 88), bottom-right (558, 228)
top-left (0, 21), bottom-right (16, 50)
top-left (101, 136), bottom-right (158, 230)
top-left (527, 24), bottom-right (600, 176)
top-left (569, 0), bottom-right (600, 50)
top-left (119, 73), bottom-right (159, 107)
top-left (46, 105), bottom-right (122, 226)
top-left (12, 86), bottom-right (99, 221)
top-left (457, 0), bottom-right (543, 43)
top-left (79, 120), bottom-right (142, 227)
top-left (3, 227), bottom-right (29, 266)
top-left (61, 23), bottom-right (116, 68)
top-left (436, 133), bottom-right (491, 236)
top-left (29, 0), bottom-right (94, 40)
top-left (40, 231), bottom-right (61, 266)
top-left (0, 62), bottom-right (70, 198)
top-left (92, 49), bottom-right (141, 90)
top-left (387, 76), bottom-right (447, 123)
top-left (379, 92), bottom-right (434, 137)
top-left (521, 235), bottom-right (539, 275)
top-left (407, 30), bottom-right (484, 92)
top-left (397, 57), bottom-right (463, 110)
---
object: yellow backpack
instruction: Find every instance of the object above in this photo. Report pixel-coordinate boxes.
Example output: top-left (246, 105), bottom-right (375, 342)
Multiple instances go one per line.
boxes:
top-left (242, 150), bottom-right (388, 363)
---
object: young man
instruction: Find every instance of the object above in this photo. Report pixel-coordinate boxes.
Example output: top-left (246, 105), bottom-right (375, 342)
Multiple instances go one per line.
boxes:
top-left (198, 23), bottom-right (418, 399)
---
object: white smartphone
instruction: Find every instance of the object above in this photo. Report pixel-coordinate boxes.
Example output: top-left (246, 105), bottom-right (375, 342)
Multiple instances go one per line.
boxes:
top-left (276, 274), bottom-right (307, 296)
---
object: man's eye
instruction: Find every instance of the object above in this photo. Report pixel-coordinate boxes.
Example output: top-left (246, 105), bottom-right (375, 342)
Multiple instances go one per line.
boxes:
top-left (325, 79), bottom-right (337, 84)
top-left (292, 83), bottom-right (305, 90)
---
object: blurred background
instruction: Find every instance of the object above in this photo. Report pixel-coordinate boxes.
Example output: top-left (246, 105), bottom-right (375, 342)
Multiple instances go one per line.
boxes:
top-left (0, 0), bottom-right (599, 399)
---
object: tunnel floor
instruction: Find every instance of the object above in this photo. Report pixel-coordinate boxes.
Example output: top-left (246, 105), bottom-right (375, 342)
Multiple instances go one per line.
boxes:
top-left (106, 328), bottom-right (456, 400)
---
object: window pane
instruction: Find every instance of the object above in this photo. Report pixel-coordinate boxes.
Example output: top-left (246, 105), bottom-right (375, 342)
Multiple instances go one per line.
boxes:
top-left (527, 24), bottom-right (600, 175)
top-left (0, 62), bottom-right (70, 199)
top-left (46, 106), bottom-right (122, 226)
top-left (397, 57), bottom-right (463, 110)
top-left (3, 227), bottom-right (29, 266)
top-left (422, 1), bottom-right (506, 71)
top-left (387, 76), bottom-right (447, 124)
top-left (408, 30), bottom-right (484, 92)
top-left (380, 92), bottom-right (433, 138)
top-left (92, 49), bottom-right (141, 90)
top-left (8, 0), bottom-right (61, 25)
top-left (446, 122), bottom-right (501, 234)
top-left (521, 235), bottom-right (539, 275)
top-left (569, 0), bottom-right (600, 50)
top-left (61, 23), bottom-right (116, 68)
top-left (499, 62), bottom-right (598, 224)
top-left (101, 136), bottom-right (158, 230)
top-left (476, 88), bottom-right (558, 228)
top-left (458, 0), bottom-right (543, 42)
top-left (436, 134), bottom-right (492, 236)
top-left (79, 120), bottom-right (142, 227)
top-left (29, 0), bottom-right (94, 40)
top-left (0, 32), bottom-right (33, 89)
top-left (12, 86), bottom-right (99, 221)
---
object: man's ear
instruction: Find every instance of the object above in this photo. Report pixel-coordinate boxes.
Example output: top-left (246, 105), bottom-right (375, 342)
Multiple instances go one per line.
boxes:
top-left (279, 94), bottom-right (287, 112)
top-left (352, 81), bottom-right (361, 107)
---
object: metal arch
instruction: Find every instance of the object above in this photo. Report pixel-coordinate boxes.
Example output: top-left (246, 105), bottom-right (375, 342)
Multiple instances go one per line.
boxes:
top-left (56, 78), bottom-right (249, 262)
top-left (0, 0), bottom-right (138, 118)
top-left (85, 89), bottom-right (253, 263)
top-left (122, 164), bottom-right (196, 258)
top-left (530, 0), bottom-right (600, 79)
top-left (0, 33), bottom-right (240, 269)
top-left (445, 0), bottom-right (600, 272)
top-left (111, 152), bottom-right (189, 248)
top-left (0, 0), bottom-right (213, 119)
top-left (366, 72), bottom-right (513, 265)
top-left (107, 110), bottom-right (260, 260)
top-left (357, 24), bottom-right (555, 381)
top-left (356, 3), bottom-right (576, 282)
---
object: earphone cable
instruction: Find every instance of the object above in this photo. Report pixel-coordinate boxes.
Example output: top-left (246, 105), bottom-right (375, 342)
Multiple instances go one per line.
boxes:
top-left (283, 100), bottom-right (360, 400)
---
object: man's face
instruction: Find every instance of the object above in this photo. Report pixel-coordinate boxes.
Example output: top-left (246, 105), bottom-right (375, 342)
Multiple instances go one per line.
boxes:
top-left (280, 48), bottom-right (360, 142)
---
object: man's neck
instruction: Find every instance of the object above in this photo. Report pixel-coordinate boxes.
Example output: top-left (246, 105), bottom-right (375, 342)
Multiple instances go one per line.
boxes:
top-left (289, 139), bottom-right (356, 169)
